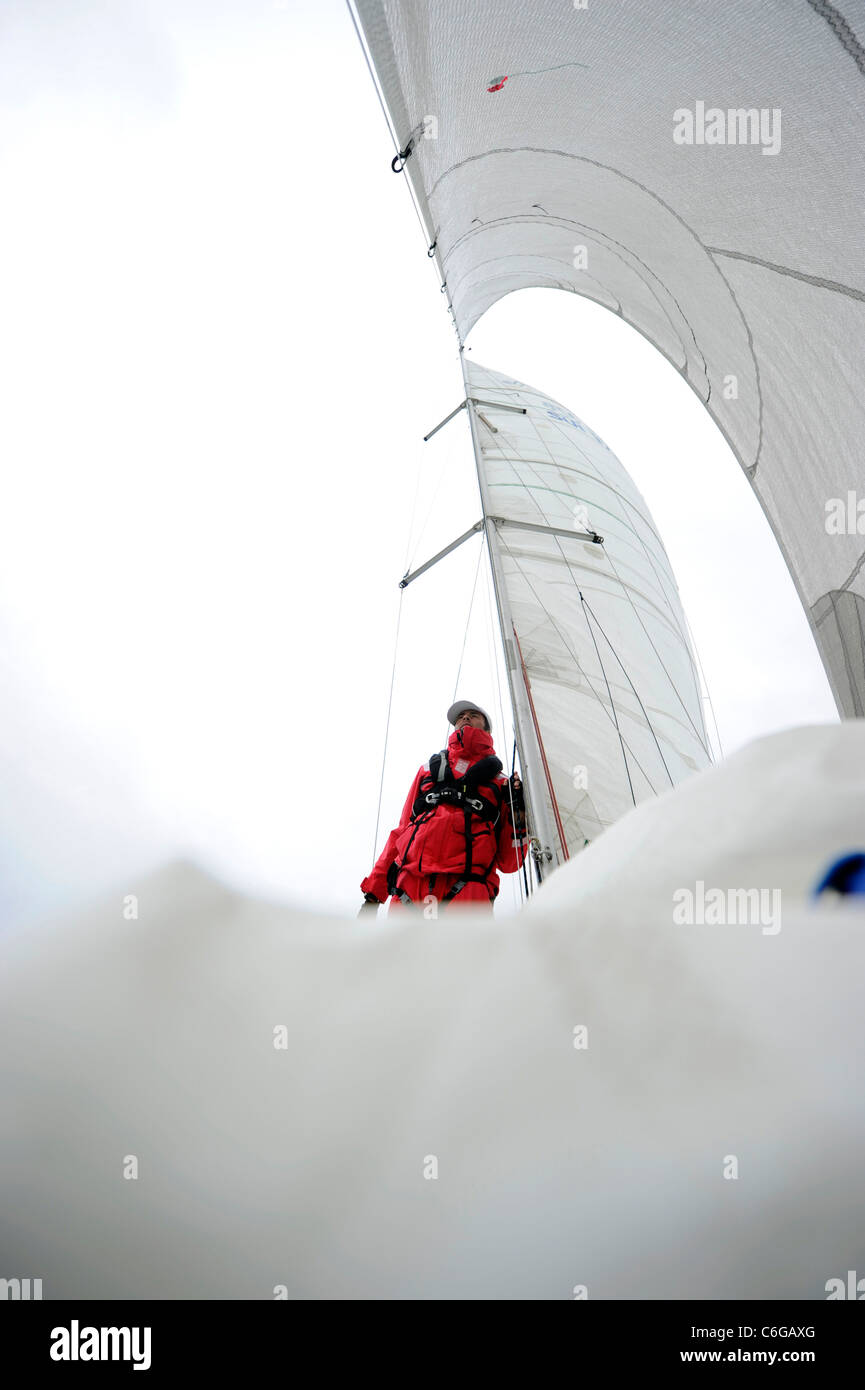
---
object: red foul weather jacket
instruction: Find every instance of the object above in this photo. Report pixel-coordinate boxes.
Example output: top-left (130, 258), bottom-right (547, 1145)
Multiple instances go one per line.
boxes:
top-left (361, 725), bottom-right (528, 906)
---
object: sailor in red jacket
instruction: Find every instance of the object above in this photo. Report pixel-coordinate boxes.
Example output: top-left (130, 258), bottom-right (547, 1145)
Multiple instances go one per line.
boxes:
top-left (361, 700), bottom-right (528, 912)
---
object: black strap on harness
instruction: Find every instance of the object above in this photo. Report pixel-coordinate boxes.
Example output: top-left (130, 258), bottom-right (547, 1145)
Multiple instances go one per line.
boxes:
top-left (411, 750), bottom-right (504, 821)
top-left (441, 874), bottom-right (495, 904)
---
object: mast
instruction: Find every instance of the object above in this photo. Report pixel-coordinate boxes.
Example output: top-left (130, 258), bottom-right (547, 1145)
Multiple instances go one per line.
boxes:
top-left (459, 352), bottom-right (560, 879)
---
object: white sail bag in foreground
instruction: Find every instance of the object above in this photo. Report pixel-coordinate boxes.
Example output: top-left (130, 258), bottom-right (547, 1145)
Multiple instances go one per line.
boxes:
top-left (1, 723), bottom-right (863, 1298)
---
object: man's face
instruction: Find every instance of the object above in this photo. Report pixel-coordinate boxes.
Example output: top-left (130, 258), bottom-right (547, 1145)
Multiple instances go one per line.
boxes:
top-left (455, 709), bottom-right (487, 732)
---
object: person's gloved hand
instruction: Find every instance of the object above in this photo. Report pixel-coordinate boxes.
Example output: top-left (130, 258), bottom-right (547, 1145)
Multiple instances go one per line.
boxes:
top-left (508, 774), bottom-right (527, 830)
top-left (359, 893), bottom-right (380, 913)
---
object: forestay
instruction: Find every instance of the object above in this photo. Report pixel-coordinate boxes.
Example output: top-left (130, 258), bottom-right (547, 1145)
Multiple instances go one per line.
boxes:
top-left (353, 0), bottom-right (865, 716)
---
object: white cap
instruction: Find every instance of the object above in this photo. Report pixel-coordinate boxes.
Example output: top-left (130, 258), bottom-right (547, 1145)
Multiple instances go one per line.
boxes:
top-left (447, 699), bottom-right (491, 731)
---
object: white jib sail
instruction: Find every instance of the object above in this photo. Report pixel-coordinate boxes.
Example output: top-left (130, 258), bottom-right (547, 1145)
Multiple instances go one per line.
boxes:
top-left (464, 358), bottom-right (711, 861)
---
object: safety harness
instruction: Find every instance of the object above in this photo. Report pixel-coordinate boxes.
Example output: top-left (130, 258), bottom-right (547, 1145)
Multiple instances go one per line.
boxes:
top-left (387, 750), bottom-right (513, 906)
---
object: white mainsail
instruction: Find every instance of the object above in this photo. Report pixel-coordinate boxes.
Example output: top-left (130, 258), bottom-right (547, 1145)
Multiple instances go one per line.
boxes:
top-left (462, 358), bottom-right (711, 864)
top-left (353, 0), bottom-right (865, 717)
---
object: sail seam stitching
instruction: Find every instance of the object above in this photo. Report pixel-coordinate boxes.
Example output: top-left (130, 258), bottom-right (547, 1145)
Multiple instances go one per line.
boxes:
top-left (707, 247), bottom-right (865, 303)
top-left (806, 0), bottom-right (865, 75)
top-left (837, 547), bottom-right (865, 593)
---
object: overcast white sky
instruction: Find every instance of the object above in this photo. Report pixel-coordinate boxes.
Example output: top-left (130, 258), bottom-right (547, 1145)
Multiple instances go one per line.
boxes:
top-left (0, 0), bottom-right (838, 926)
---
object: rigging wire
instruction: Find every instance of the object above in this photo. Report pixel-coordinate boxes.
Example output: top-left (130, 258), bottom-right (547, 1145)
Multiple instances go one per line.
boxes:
top-left (596, 544), bottom-right (712, 761)
top-left (452, 536), bottom-right (486, 702)
top-left (511, 620), bottom-right (571, 865)
top-left (407, 437), bottom-right (459, 574)
top-left (683, 607), bottom-right (725, 760)
top-left (402, 447), bottom-right (426, 577)
top-left (513, 737), bottom-right (531, 899)
top-left (483, 550), bottom-right (511, 770)
top-left (578, 586), bottom-right (638, 808)
top-left (345, 0), bottom-right (398, 150)
top-left (578, 587), bottom-right (674, 789)
top-left (371, 586), bottom-right (405, 867)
